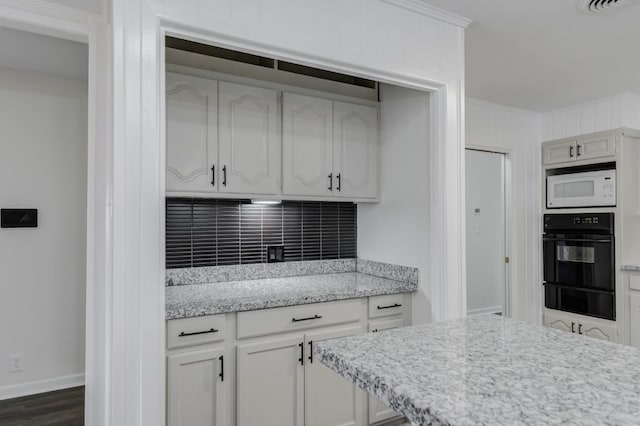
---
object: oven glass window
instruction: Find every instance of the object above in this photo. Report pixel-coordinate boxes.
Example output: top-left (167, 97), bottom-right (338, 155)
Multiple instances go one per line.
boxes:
top-left (557, 245), bottom-right (595, 263)
top-left (554, 180), bottom-right (595, 198)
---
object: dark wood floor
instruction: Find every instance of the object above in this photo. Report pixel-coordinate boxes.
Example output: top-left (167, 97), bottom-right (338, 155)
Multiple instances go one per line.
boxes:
top-left (0, 386), bottom-right (84, 426)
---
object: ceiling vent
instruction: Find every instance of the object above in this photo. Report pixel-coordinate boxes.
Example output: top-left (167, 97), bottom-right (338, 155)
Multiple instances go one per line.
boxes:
top-left (578, 0), bottom-right (628, 13)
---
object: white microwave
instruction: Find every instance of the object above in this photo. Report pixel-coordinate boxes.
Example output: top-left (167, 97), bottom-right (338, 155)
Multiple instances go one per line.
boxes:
top-left (547, 169), bottom-right (616, 208)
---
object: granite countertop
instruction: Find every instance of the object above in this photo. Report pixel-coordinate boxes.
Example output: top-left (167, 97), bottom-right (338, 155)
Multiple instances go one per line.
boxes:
top-left (314, 315), bottom-right (640, 426)
top-left (166, 272), bottom-right (417, 320)
top-left (621, 264), bottom-right (640, 271)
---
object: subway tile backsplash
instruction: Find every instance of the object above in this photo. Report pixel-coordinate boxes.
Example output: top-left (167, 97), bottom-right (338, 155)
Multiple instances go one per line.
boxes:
top-left (166, 198), bottom-right (357, 269)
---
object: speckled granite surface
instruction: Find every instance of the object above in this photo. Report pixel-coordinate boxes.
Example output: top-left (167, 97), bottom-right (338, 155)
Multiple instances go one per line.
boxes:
top-left (166, 259), bottom-right (357, 285)
top-left (621, 264), bottom-right (640, 272)
top-left (314, 315), bottom-right (640, 426)
top-left (166, 272), bottom-right (417, 319)
top-left (357, 259), bottom-right (418, 285)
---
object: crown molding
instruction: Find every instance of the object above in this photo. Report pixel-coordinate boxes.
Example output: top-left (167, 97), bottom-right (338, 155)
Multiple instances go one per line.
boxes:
top-left (381, 0), bottom-right (472, 28)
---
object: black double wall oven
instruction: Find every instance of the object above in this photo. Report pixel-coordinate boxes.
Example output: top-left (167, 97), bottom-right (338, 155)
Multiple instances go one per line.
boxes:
top-left (543, 213), bottom-right (615, 320)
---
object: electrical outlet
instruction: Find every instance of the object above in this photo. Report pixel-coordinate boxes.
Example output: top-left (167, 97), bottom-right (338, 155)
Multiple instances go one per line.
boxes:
top-left (9, 353), bottom-right (23, 372)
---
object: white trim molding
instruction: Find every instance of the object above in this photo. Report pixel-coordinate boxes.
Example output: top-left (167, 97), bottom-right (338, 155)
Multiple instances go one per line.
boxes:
top-left (381, 0), bottom-right (472, 28)
top-left (0, 374), bottom-right (85, 401)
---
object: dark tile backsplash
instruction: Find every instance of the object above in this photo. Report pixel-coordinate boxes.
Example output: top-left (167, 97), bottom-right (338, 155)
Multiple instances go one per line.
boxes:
top-left (166, 198), bottom-right (357, 269)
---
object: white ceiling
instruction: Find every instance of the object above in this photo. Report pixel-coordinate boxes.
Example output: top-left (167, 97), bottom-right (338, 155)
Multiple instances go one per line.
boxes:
top-left (0, 27), bottom-right (87, 80)
top-left (425, 0), bottom-right (640, 111)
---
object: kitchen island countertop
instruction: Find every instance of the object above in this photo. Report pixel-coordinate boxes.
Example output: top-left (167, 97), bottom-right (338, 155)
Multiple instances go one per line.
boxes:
top-left (314, 315), bottom-right (640, 426)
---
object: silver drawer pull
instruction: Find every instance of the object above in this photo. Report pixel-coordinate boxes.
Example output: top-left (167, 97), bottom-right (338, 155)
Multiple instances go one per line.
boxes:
top-left (377, 303), bottom-right (402, 310)
top-left (292, 314), bottom-right (323, 322)
top-left (178, 328), bottom-right (219, 337)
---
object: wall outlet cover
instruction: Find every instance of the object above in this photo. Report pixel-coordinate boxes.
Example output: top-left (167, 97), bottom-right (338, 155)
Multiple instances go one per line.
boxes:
top-left (9, 353), bottom-right (24, 372)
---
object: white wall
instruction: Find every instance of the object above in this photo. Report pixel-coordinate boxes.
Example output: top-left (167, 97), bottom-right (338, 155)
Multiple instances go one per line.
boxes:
top-left (0, 67), bottom-right (87, 399)
top-left (466, 98), bottom-right (542, 323)
top-left (542, 93), bottom-right (640, 141)
top-left (465, 150), bottom-right (504, 315)
top-left (358, 84), bottom-right (432, 324)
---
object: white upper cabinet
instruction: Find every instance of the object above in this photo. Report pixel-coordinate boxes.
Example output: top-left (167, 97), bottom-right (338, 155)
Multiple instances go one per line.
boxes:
top-left (542, 131), bottom-right (617, 165)
top-left (542, 140), bottom-right (577, 165)
top-left (218, 81), bottom-right (279, 195)
top-left (166, 72), bottom-right (218, 193)
top-left (282, 93), bottom-right (333, 197)
top-left (577, 132), bottom-right (616, 160)
top-left (333, 101), bottom-right (378, 198)
top-left (166, 71), bottom-right (379, 200)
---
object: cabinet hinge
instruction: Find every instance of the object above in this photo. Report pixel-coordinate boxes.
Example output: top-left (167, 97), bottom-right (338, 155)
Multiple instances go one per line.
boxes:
top-left (505, 257), bottom-right (510, 264)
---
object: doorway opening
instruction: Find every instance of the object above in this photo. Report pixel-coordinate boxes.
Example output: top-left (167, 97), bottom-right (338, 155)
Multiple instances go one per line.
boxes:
top-left (0, 25), bottom-right (88, 424)
top-left (465, 148), bottom-right (510, 317)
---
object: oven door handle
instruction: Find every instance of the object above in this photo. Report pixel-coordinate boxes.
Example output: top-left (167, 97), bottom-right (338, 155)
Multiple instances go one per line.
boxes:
top-left (543, 282), bottom-right (615, 294)
top-left (543, 237), bottom-right (612, 243)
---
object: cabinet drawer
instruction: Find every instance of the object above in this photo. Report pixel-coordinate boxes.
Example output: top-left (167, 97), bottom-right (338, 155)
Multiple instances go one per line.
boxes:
top-left (237, 299), bottom-right (361, 339)
top-left (369, 294), bottom-right (405, 319)
top-left (629, 274), bottom-right (640, 291)
top-left (368, 317), bottom-right (404, 333)
top-left (167, 314), bottom-right (226, 349)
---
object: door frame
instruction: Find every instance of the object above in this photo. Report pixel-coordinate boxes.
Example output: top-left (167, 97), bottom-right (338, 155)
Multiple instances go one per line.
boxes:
top-left (0, 1), bottom-right (110, 423)
top-left (465, 146), bottom-right (513, 317)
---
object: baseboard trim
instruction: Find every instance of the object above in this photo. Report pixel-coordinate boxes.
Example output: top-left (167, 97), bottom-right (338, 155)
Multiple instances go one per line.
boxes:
top-left (467, 306), bottom-right (503, 316)
top-left (0, 373), bottom-right (84, 401)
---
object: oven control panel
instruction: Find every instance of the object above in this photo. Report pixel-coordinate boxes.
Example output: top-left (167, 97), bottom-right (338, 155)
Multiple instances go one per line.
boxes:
top-left (544, 213), bottom-right (614, 234)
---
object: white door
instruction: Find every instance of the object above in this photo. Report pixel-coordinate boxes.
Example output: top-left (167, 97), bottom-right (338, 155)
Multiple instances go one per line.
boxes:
top-left (333, 101), bottom-right (378, 199)
top-left (218, 81), bottom-right (279, 195)
top-left (629, 293), bottom-right (640, 347)
top-left (166, 72), bottom-right (218, 193)
top-left (578, 319), bottom-right (618, 343)
top-left (542, 140), bottom-right (577, 165)
top-left (282, 93), bottom-right (334, 197)
top-left (167, 348), bottom-right (225, 426)
top-left (236, 336), bottom-right (304, 426)
top-left (367, 318), bottom-right (404, 425)
top-left (465, 149), bottom-right (506, 316)
top-left (304, 325), bottom-right (365, 426)
top-left (543, 311), bottom-right (575, 334)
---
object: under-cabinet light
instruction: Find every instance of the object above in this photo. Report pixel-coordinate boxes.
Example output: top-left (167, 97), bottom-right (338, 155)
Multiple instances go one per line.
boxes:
top-left (251, 199), bottom-right (282, 205)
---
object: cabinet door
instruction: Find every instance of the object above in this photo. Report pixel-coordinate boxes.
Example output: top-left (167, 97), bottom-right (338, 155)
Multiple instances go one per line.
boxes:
top-left (166, 72), bottom-right (218, 193)
top-left (543, 311), bottom-right (575, 333)
top-left (333, 101), bottom-right (378, 199)
top-left (542, 140), bottom-right (577, 165)
top-left (305, 325), bottom-right (365, 426)
top-left (167, 348), bottom-right (225, 426)
top-left (578, 319), bottom-right (618, 343)
top-left (367, 318), bottom-right (404, 425)
top-left (576, 133), bottom-right (616, 161)
top-left (237, 336), bottom-right (304, 426)
top-left (282, 93), bottom-right (333, 197)
top-left (630, 294), bottom-right (640, 347)
top-left (218, 81), bottom-right (279, 195)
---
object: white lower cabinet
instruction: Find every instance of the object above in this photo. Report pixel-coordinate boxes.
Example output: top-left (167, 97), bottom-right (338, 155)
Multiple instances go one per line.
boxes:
top-left (578, 319), bottom-right (617, 342)
top-left (543, 310), bottom-right (618, 343)
top-left (167, 294), bottom-right (412, 426)
top-left (305, 326), bottom-right (365, 426)
top-left (544, 311), bottom-right (575, 333)
top-left (236, 336), bottom-right (305, 426)
top-left (629, 293), bottom-right (640, 347)
top-left (367, 318), bottom-right (404, 425)
top-left (167, 348), bottom-right (226, 426)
